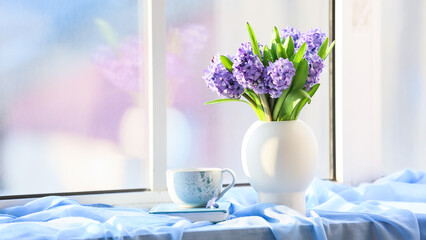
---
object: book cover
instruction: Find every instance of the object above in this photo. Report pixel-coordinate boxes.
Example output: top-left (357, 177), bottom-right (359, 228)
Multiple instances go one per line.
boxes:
top-left (149, 202), bottom-right (231, 222)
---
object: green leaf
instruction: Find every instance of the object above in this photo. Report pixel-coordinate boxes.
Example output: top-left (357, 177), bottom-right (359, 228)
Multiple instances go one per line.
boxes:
top-left (272, 88), bottom-right (290, 120)
top-left (273, 26), bottom-right (281, 44)
top-left (205, 98), bottom-right (261, 119)
top-left (220, 55), bottom-right (233, 73)
top-left (247, 22), bottom-right (262, 62)
top-left (94, 19), bottom-right (118, 46)
top-left (307, 83), bottom-right (320, 97)
top-left (205, 98), bottom-right (251, 106)
top-left (291, 42), bottom-right (307, 69)
top-left (291, 59), bottom-right (309, 90)
top-left (280, 89), bottom-right (311, 120)
top-left (270, 43), bottom-right (278, 61)
top-left (317, 37), bottom-right (329, 59)
top-left (271, 30), bottom-right (277, 45)
top-left (245, 89), bottom-right (257, 102)
top-left (263, 46), bottom-right (274, 66)
top-left (278, 113), bottom-right (293, 121)
top-left (276, 43), bottom-right (287, 59)
top-left (273, 59), bottom-right (309, 120)
top-left (284, 36), bottom-right (295, 58)
top-left (290, 97), bottom-right (311, 120)
top-left (245, 89), bottom-right (266, 121)
top-left (242, 93), bottom-right (262, 119)
top-left (324, 41), bottom-right (336, 59)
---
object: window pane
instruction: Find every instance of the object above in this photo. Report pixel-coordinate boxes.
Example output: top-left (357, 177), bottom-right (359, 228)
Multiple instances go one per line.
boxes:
top-left (166, 0), bottom-right (330, 182)
top-left (381, 1), bottom-right (426, 173)
top-left (0, 0), bottom-right (149, 195)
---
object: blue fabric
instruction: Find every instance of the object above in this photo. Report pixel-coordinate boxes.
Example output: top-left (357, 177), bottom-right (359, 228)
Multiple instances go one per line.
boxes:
top-left (1, 169), bottom-right (426, 239)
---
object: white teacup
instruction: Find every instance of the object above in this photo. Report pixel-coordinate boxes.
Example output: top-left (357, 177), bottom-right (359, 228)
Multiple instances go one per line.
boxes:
top-left (166, 168), bottom-right (236, 207)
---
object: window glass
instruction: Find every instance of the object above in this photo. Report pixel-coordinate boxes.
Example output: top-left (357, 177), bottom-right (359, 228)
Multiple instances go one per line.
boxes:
top-left (0, 0), bottom-right (149, 195)
top-left (166, 0), bottom-right (331, 182)
top-left (381, 1), bottom-right (426, 173)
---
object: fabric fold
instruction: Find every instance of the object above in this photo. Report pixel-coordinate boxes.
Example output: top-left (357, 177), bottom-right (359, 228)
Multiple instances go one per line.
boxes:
top-left (0, 169), bottom-right (425, 239)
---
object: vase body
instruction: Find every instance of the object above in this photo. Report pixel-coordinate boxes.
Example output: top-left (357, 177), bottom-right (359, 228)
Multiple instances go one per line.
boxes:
top-left (241, 120), bottom-right (318, 214)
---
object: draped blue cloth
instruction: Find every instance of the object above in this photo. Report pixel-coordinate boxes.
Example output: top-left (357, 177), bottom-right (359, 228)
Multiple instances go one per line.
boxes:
top-left (1, 169), bottom-right (426, 239)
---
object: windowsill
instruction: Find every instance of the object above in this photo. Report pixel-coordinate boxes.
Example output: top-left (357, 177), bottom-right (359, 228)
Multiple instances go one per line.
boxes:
top-left (0, 169), bottom-right (425, 239)
top-left (103, 213), bottom-right (426, 240)
top-left (153, 218), bottom-right (426, 240)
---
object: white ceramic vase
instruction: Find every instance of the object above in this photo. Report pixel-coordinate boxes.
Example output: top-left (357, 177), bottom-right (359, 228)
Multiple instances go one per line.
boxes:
top-left (241, 120), bottom-right (318, 214)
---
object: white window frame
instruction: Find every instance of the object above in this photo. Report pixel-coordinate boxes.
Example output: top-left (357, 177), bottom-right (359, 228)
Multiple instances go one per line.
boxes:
top-left (335, 0), bottom-right (382, 185)
top-left (146, 0), bottom-right (167, 192)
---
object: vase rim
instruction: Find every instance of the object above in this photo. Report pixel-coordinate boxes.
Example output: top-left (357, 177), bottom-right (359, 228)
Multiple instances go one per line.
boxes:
top-left (256, 119), bottom-right (302, 123)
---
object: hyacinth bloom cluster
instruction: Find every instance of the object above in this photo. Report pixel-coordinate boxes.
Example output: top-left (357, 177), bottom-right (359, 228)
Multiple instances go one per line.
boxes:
top-left (265, 58), bottom-right (296, 98)
top-left (204, 23), bottom-right (335, 121)
top-left (203, 55), bottom-right (244, 99)
top-left (233, 42), bottom-right (268, 94)
top-left (300, 29), bottom-right (327, 55)
top-left (305, 54), bottom-right (325, 90)
top-left (281, 27), bottom-right (302, 49)
top-left (280, 27), bottom-right (327, 55)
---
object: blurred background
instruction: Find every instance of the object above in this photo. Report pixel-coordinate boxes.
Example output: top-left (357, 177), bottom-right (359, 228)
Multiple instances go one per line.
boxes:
top-left (0, 0), bottom-right (147, 194)
top-left (0, 0), bottom-right (424, 195)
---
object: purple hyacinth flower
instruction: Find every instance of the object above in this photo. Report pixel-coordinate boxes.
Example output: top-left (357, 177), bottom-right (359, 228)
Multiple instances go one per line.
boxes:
top-left (203, 54), bottom-right (244, 99)
top-left (260, 71), bottom-right (279, 98)
top-left (298, 28), bottom-right (327, 55)
top-left (233, 42), bottom-right (268, 94)
top-left (304, 54), bottom-right (325, 91)
top-left (280, 27), bottom-right (302, 49)
top-left (265, 58), bottom-right (296, 98)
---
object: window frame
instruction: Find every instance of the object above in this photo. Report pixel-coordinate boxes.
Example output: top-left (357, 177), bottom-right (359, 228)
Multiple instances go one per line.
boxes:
top-left (335, 0), bottom-right (382, 185)
top-left (146, 0), bottom-right (167, 192)
top-left (0, 0), bottom-right (340, 208)
top-left (329, 0), bottom-right (337, 181)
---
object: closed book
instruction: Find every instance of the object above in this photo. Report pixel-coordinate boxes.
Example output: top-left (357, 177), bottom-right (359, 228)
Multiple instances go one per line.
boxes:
top-left (149, 202), bottom-right (231, 222)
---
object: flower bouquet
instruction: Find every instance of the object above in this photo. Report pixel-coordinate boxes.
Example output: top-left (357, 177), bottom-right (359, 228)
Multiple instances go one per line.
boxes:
top-left (203, 23), bottom-right (335, 121)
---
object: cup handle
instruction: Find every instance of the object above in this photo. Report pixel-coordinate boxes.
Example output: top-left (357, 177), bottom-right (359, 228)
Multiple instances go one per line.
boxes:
top-left (216, 168), bottom-right (236, 201)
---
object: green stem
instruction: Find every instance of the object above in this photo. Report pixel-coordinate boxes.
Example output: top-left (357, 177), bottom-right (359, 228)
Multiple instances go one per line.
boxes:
top-left (242, 93), bottom-right (256, 107)
top-left (272, 88), bottom-right (290, 120)
top-left (243, 93), bottom-right (262, 119)
top-left (259, 94), bottom-right (272, 121)
top-left (269, 97), bottom-right (275, 114)
top-left (245, 90), bottom-right (265, 120)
